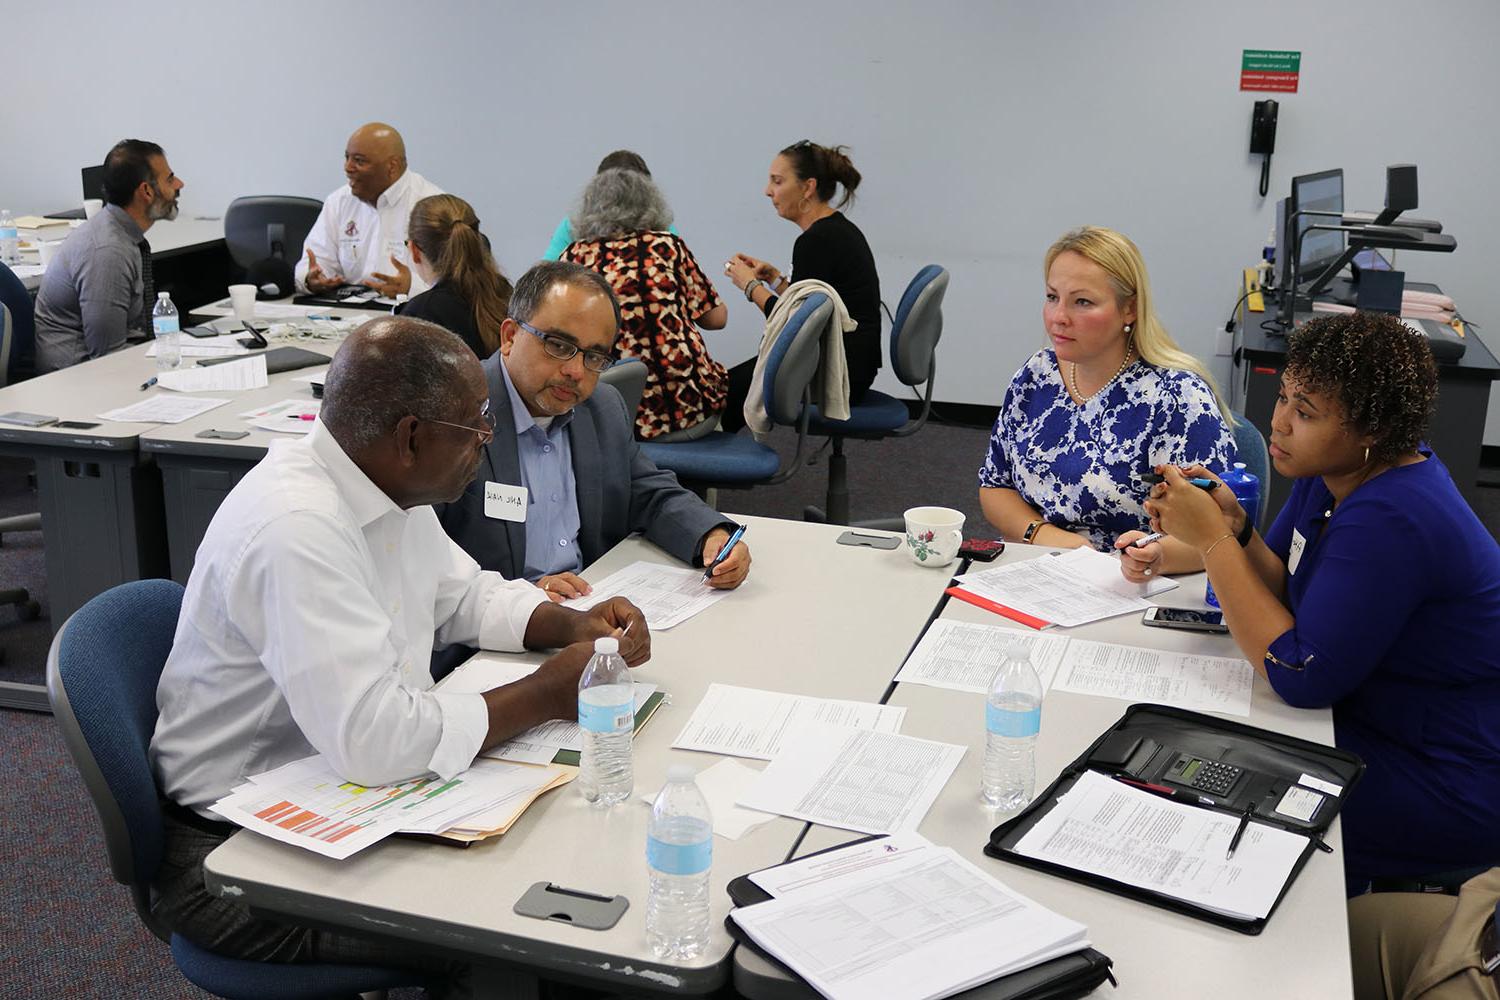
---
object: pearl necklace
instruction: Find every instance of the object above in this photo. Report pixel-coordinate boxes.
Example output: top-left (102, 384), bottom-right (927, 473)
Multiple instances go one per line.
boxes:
top-left (1069, 347), bottom-right (1135, 402)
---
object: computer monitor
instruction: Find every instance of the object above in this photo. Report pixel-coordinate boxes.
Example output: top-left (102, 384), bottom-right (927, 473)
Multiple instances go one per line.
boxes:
top-left (1288, 169), bottom-right (1345, 284)
top-left (81, 164), bottom-right (105, 203)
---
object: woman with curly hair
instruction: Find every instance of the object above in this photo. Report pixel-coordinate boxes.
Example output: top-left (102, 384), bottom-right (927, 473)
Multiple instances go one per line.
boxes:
top-left (1144, 311), bottom-right (1500, 895)
top-left (561, 168), bottom-right (728, 438)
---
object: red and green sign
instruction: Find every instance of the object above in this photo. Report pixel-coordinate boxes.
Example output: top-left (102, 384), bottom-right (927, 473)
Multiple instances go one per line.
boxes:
top-left (1240, 50), bottom-right (1300, 93)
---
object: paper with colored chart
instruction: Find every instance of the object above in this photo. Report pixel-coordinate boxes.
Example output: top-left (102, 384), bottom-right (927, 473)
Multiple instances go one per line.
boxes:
top-left (210, 754), bottom-right (563, 859)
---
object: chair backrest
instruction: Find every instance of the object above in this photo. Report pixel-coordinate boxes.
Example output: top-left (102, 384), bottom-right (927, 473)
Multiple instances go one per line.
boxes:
top-left (46, 579), bottom-right (186, 938)
top-left (1229, 411), bottom-right (1271, 530)
top-left (598, 357), bottom-right (648, 422)
top-left (762, 293), bottom-right (832, 427)
top-left (0, 261), bottom-right (36, 386)
top-left (224, 196), bottom-right (324, 270)
top-left (889, 265), bottom-right (949, 387)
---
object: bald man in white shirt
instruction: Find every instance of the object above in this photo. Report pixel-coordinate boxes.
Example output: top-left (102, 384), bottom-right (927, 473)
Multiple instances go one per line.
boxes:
top-left (148, 317), bottom-right (648, 991)
top-left (296, 121), bottom-right (443, 298)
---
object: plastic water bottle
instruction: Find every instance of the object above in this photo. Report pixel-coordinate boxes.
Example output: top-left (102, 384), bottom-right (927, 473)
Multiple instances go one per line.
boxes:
top-left (577, 636), bottom-right (633, 806)
top-left (0, 210), bottom-right (18, 265)
top-left (646, 764), bottom-right (713, 959)
top-left (152, 292), bottom-right (181, 371)
top-left (982, 646), bottom-right (1042, 811)
top-left (1206, 462), bottom-right (1261, 608)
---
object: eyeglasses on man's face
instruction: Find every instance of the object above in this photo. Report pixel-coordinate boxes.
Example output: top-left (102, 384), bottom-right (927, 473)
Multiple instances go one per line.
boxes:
top-left (515, 319), bottom-right (614, 374)
top-left (425, 398), bottom-right (496, 444)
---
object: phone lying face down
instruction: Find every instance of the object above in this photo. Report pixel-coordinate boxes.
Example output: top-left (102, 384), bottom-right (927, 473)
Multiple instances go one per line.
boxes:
top-left (1141, 607), bottom-right (1229, 634)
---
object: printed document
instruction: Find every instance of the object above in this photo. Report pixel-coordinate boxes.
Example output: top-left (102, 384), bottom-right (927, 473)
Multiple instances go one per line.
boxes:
top-left (673, 683), bottom-right (905, 760)
top-left (738, 724), bottom-right (965, 835)
top-left (1014, 770), bottom-right (1305, 919)
top-left (147, 333), bottom-right (248, 357)
top-left (954, 548), bottom-right (1177, 627)
top-left (642, 759), bottom-right (779, 840)
top-left (99, 395), bottom-right (230, 424)
top-left (731, 832), bottom-right (1090, 1000)
top-left (240, 398), bottom-right (320, 434)
top-left (895, 621), bottom-right (1071, 693)
top-left (1050, 639), bottom-right (1254, 717)
top-left (565, 561), bottom-right (729, 629)
top-left (155, 354), bottom-right (268, 393)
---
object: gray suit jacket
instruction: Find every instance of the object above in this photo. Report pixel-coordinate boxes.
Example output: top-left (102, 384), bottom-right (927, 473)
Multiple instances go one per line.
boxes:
top-left (437, 352), bottom-right (731, 582)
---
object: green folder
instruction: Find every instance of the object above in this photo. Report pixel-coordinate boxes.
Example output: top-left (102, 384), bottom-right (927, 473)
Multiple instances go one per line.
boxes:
top-left (551, 689), bottom-right (666, 767)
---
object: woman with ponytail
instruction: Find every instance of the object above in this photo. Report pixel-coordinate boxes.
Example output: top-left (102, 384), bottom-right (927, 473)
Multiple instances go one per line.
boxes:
top-left (399, 194), bottom-right (512, 358)
top-left (722, 141), bottom-right (881, 432)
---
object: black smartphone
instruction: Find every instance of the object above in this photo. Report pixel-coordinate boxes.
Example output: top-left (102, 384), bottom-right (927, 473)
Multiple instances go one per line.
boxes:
top-left (958, 539), bottom-right (1005, 561)
top-left (54, 420), bottom-right (101, 429)
top-left (1141, 607), bottom-right (1229, 634)
top-left (836, 531), bottom-right (900, 550)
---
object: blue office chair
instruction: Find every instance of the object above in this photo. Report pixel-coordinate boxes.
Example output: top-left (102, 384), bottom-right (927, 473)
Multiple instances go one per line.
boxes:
top-left (640, 294), bottom-right (831, 498)
top-left (802, 265), bottom-right (950, 524)
top-left (1229, 410), bottom-right (1271, 531)
top-left (598, 356), bottom-right (648, 426)
top-left (46, 580), bottom-right (424, 1000)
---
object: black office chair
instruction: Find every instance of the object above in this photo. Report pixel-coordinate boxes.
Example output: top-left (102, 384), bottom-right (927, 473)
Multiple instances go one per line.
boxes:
top-left (803, 265), bottom-right (950, 524)
top-left (0, 263), bottom-right (43, 622)
top-left (224, 197), bottom-right (323, 298)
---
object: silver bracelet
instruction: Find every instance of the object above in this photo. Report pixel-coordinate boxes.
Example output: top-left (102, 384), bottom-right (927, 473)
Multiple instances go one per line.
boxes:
top-left (743, 279), bottom-right (765, 303)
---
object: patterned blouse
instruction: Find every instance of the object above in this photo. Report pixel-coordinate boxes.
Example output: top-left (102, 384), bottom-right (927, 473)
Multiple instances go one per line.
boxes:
top-left (562, 231), bottom-right (726, 439)
top-left (978, 350), bottom-right (1236, 550)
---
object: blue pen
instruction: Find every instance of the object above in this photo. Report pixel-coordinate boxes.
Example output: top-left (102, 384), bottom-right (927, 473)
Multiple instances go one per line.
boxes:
top-left (139, 376), bottom-right (157, 391)
top-left (703, 523), bottom-right (747, 581)
top-left (1142, 472), bottom-right (1219, 491)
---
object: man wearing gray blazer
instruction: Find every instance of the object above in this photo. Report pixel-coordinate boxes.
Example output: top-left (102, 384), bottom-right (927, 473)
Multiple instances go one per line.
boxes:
top-left (437, 261), bottom-right (751, 608)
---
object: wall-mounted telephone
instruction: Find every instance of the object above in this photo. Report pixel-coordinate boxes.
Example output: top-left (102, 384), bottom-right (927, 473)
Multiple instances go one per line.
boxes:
top-left (1251, 99), bottom-right (1279, 196)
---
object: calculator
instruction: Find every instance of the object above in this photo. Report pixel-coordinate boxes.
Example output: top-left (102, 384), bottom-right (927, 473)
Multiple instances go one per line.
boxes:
top-left (1165, 753), bottom-right (1243, 796)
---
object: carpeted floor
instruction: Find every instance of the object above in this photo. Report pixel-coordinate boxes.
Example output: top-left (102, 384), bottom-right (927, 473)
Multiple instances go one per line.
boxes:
top-left (2, 418), bottom-right (1497, 999)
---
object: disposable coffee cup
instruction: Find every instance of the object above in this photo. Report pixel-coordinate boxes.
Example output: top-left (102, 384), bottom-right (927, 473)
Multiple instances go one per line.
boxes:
top-left (83, 199), bottom-right (103, 220)
top-left (36, 240), bottom-right (60, 268)
top-left (228, 284), bottom-right (257, 322)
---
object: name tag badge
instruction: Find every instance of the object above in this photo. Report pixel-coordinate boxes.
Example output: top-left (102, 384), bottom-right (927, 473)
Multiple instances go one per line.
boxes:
top-left (1288, 528), bottom-right (1307, 575)
top-left (484, 482), bottom-right (528, 522)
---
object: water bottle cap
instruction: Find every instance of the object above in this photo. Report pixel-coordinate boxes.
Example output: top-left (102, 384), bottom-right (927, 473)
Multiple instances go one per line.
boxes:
top-left (593, 636), bottom-right (619, 654)
top-left (1234, 462), bottom-right (1246, 470)
top-left (157, 292), bottom-right (171, 300)
top-left (666, 763), bottom-right (696, 783)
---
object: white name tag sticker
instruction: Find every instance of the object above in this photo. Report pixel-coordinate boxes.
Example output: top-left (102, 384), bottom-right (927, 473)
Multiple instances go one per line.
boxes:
top-left (1288, 528), bottom-right (1307, 575)
top-left (484, 482), bottom-right (528, 522)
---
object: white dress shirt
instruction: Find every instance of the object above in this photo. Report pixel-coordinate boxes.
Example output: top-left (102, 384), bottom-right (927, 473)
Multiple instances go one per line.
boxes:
top-left (294, 168), bottom-right (443, 293)
top-left (150, 422), bottom-right (548, 814)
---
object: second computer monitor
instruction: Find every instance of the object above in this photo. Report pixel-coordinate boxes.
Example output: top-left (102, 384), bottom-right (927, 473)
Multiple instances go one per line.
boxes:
top-left (1289, 168), bottom-right (1345, 285)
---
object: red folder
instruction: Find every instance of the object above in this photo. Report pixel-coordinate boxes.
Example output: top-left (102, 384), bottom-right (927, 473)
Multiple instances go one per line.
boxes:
top-left (945, 586), bottom-right (1053, 630)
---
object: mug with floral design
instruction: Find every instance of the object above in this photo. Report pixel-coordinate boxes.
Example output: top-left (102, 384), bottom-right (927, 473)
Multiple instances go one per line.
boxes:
top-left (902, 506), bottom-right (965, 567)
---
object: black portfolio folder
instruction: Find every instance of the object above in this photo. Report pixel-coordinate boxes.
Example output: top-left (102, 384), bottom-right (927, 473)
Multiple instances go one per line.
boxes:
top-left (727, 837), bottom-right (1116, 1000)
top-left (985, 703), bottom-right (1365, 934)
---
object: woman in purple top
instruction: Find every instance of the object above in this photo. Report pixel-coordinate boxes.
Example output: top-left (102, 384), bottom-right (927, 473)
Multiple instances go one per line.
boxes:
top-left (1145, 312), bottom-right (1500, 893)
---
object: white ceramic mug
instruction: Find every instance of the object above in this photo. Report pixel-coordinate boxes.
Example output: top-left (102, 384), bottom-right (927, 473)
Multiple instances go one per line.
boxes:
top-left (83, 199), bottom-right (103, 220)
top-left (228, 284), bottom-right (257, 322)
top-left (903, 506), bottom-right (966, 567)
top-left (36, 240), bottom-right (60, 269)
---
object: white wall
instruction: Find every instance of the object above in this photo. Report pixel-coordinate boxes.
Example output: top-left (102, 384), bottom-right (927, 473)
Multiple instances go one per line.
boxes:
top-left (10, 1), bottom-right (1500, 440)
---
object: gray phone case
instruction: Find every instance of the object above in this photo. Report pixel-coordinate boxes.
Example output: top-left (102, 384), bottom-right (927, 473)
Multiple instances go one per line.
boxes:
top-left (513, 881), bottom-right (628, 931)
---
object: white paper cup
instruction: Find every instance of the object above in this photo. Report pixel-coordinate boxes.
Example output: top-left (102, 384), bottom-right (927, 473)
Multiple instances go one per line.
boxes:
top-left (83, 198), bottom-right (104, 220)
top-left (903, 506), bottom-right (966, 568)
top-left (36, 241), bottom-right (60, 268)
top-left (228, 284), bottom-right (257, 322)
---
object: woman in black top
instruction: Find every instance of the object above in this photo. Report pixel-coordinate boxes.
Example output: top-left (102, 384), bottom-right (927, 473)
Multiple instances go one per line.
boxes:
top-left (397, 194), bottom-right (512, 358)
top-left (721, 141), bottom-right (880, 432)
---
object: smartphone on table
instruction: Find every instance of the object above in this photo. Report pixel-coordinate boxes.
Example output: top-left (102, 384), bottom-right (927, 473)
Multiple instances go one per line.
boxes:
top-left (1141, 607), bottom-right (1229, 634)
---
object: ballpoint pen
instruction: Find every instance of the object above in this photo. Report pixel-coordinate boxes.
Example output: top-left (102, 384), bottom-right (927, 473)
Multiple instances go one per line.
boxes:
top-left (1226, 801), bottom-right (1255, 859)
top-left (1142, 473), bottom-right (1219, 491)
top-left (703, 523), bottom-right (747, 581)
top-left (1131, 531), bottom-right (1165, 548)
top-left (139, 376), bottom-right (157, 391)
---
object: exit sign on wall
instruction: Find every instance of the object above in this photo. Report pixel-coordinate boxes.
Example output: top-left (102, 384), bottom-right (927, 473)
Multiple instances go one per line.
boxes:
top-left (1241, 50), bottom-right (1301, 92)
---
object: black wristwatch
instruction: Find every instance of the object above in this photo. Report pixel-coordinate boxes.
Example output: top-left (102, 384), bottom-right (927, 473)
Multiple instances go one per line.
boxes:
top-left (1022, 520), bottom-right (1045, 543)
top-left (1236, 516), bottom-right (1255, 547)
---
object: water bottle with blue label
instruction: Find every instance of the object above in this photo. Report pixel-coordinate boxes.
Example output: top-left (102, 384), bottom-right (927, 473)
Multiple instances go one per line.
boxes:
top-left (982, 644), bottom-right (1042, 810)
top-left (151, 292), bottom-right (181, 372)
top-left (0, 210), bottom-right (18, 265)
top-left (1206, 462), bottom-right (1260, 608)
top-left (646, 764), bottom-right (713, 959)
top-left (577, 636), bottom-right (633, 806)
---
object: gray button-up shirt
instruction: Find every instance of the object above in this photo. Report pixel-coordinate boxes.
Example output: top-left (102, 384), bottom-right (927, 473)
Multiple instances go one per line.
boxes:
top-left (33, 205), bottom-right (148, 373)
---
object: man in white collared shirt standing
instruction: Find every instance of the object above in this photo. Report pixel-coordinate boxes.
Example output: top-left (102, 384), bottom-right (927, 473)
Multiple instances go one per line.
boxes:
top-left (295, 121), bottom-right (442, 298)
top-left (148, 316), bottom-right (648, 990)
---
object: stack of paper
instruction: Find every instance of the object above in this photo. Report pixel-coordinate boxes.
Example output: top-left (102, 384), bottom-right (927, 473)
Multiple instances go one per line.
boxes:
top-left (239, 398), bottom-right (320, 434)
top-left (952, 547), bottom-right (1178, 628)
top-left (98, 396), bottom-right (231, 424)
top-left (155, 354), bottom-right (268, 393)
top-left (731, 832), bottom-right (1090, 1000)
top-left (1013, 770), bottom-right (1304, 920)
top-left (895, 621), bottom-right (1071, 693)
top-left (672, 683), bottom-right (905, 760)
top-left (209, 754), bottom-right (570, 859)
top-left (565, 561), bottom-right (729, 629)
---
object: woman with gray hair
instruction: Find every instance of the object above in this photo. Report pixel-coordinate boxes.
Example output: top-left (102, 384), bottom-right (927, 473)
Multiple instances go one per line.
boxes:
top-left (562, 168), bottom-right (729, 439)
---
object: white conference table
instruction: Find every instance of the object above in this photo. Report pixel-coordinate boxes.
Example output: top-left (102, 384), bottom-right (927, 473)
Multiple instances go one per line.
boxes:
top-left (739, 543), bottom-right (1353, 999)
top-left (203, 515), bottom-right (960, 996)
top-left (14, 215), bottom-right (227, 291)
